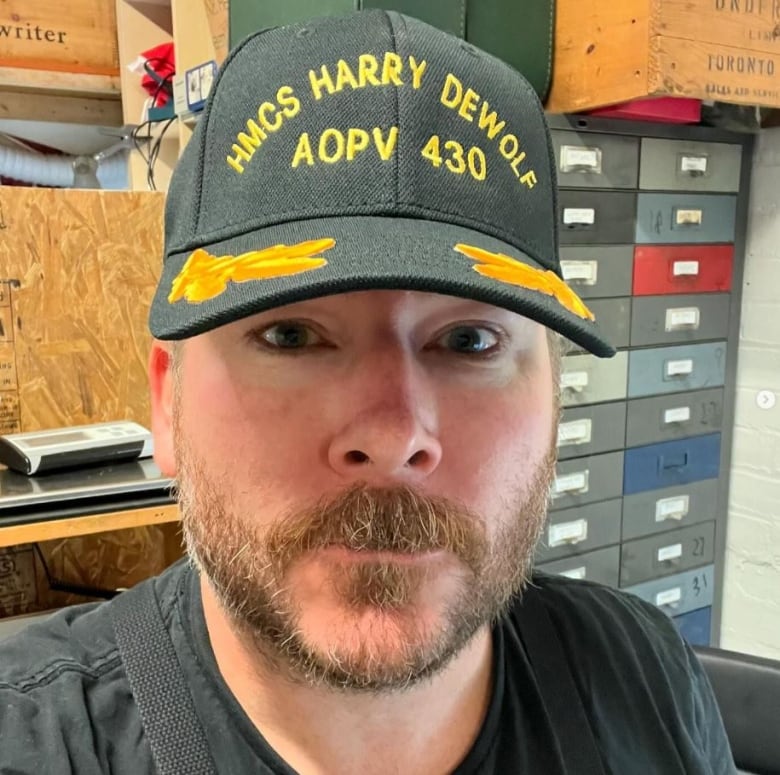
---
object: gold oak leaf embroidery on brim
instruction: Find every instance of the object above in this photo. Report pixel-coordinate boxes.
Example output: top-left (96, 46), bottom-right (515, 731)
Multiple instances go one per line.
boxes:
top-left (168, 238), bottom-right (336, 304)
top-left (454, 243), bottom-right (595, 321)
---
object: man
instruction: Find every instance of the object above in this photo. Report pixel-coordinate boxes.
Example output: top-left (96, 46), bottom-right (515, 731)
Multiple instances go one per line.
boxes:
top-left (0, 10), bottom-right (734, 774)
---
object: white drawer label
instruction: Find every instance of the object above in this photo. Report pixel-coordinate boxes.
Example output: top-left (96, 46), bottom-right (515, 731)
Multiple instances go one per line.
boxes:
top-left (559, 566), bottom-right (587, 580)
top-left (664, 406), bottom-right (691, 424)
top-left (666, 358), bottom-right (694, 377)
top-left (665, 307), bottom-right (700, 331)
top-left (681, 155), bottom-right (708, 173)
top-left (549, 518), bottom-right (589, 547)
top-left (552, 471), bottom-right (589, 497)
top-left (658, 543), bottom-right (684, 562)
top-left (675, 208), bottom-right (703, 226)
top-left (561, 145), bottom-right (602, 172)
top-left (656, 587), bottom-right (683, 607)
top-left (673, 260), bottom-right (700, 277)
top-left (563, 207), bottom-right (596, 226)
top-left (561, 260), bottom-right (598, 284)
top-left (561, 370), bottom-right (589, 390)
top-left (655, 494), bottom-right (690, 522)
top-left (557, 418), bottom-right (593, 447)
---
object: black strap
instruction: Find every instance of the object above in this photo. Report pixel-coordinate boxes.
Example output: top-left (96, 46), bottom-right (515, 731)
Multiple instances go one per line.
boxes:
top-left (111, 580), bottom-right (218, 775)
top-left (513, 584), bottom-right (607, 775)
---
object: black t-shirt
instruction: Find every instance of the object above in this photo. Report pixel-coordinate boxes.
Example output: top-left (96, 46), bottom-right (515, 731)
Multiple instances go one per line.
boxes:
top-left (0, 560), bottom-right (736, 774)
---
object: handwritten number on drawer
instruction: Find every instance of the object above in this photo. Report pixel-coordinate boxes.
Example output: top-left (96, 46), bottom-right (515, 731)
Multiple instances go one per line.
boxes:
top-left (692, 537), bottom-right (706, 557)
top-left (693, 573), bottom-right (708, 596)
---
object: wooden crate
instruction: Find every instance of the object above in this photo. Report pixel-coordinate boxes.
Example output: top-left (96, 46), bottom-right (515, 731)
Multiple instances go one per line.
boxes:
top-left (547, 0), bottom-right (780, 112)
top-left (0, 0), bottom-right (119, 76)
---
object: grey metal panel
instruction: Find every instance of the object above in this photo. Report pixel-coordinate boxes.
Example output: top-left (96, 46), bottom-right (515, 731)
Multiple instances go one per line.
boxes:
top-left (627, 342), bottom-right (727, 398)
top-left (561, 351), bottom-right (629, 407)
top-left (625, 388), bottom-right (725, 448)
top-left (635, 193), bottom-right (737, 244)
top-left (559, 190), bottom-right (637, 245)
top-left (558, 402), bottom-right (627, 460)
top-left (550, 451), bottom-right (624, 512)
top-left (571, 297), bottom-right (631, 352)
top-left (620, 521), bottom-right (716, 586)
top-left (536, 499), bottom-right (622, 563)
top-left (630, 294), bottom-right (730, 347)
top-left (536, 545), bottom-right (621, 587)
top-left (552, 130), bottom-right (640, 189)
top-left (623, 565), bottom-right (715, 617)
top-left (559, 245), bottom-right (634, 299)
top-left (622, 479), bottom-right (719, 541)
top-left (639, 138), bottom-right (742, 193)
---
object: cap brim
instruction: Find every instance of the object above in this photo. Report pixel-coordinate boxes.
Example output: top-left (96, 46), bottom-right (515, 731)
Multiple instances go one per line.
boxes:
top-left (150, 216), bottom-right (616, 358)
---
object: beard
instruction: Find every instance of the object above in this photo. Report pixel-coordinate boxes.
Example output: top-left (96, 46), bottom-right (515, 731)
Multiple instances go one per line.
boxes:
top-left (175, 411), bottom-right (556, 693)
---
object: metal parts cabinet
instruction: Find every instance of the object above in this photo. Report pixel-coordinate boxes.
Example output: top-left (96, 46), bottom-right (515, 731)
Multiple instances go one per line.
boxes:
top-left (535, 115), bottom-right (753, 648)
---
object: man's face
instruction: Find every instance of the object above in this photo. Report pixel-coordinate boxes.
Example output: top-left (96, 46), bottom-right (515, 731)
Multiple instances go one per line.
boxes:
top-left (154, 289), bottom-right (558, 691)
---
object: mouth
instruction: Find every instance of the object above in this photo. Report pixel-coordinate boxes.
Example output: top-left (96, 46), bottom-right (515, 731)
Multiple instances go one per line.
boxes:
top-left (318, 546), bottom-right (448, 566)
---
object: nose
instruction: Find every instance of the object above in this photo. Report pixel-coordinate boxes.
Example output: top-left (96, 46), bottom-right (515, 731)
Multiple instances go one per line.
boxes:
top-left (327, 349), bottom-right (443, 482)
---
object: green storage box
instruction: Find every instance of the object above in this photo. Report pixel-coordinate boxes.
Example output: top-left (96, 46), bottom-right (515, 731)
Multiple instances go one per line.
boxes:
top-left (229, 0), bottom-right (555, 100)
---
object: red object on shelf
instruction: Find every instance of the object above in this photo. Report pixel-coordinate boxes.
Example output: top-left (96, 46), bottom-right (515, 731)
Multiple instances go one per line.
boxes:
top-left (633, 245), bottom-right (734, 295)
top-left (587, 97), bottom-right (702, 124)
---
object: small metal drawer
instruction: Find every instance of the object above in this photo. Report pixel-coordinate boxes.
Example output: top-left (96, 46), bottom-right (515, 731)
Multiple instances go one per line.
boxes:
top-left (623, 434), bottom-right (721, 496)
top-left (558, 401), bottom-right (627, 460)
top-left (622, 479), bottom-right (719, 541)
top-left (550, 451), bottom-right (624, 512)
top-left (630, 294), bottom-right (730, 348)
top-left (623, 565), bottom-right (715, 617)
top-left (639, 138), bottom-right (742, 192)
top-left (536, 499), bottom-right (622, 563)
top-left (628, 342), bottom-right (727, 398)
top-left (672, 606), bottom-right (712, 647)
top-left (636, 193), bottom-right (737, 244)
top-left (620, 521), bottom-right (716, 586)
top-left (559, 190), bottom-right (637, 245)
top-left (633, 245), bottom-right (734, 296)
top-left (571, 297), bottom-right (631, 352)
top-left (559, 245), bottom-right (634, 299)
top-left (625, 388), bottom-right (724, 448)
top-left (561, 351), bottom-right (629, 407)
top-left (536, 545), bottom-right (621, 588)
top-left (552, 130), bottom-right (640, 189)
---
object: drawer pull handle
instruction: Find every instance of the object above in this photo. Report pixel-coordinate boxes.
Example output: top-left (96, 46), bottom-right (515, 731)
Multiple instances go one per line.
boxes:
top-left (655, 494), bottom-right (690, 522)
top-left (559, 566), bottom-right (587, 580)
top-left (557, 418), bottom-right (593, 447)
top-left (561, 370), bottom-right (589, 391)
top-left (657, 543), bottom-right (683, 562)
top-left (561, 259), bottom-right (598, 285)
top-left (552, 470), bottom-right (589, 497)
top-left (560, 144), bottom-right (602, 173)
top-left (655, 587), bottom-right (683, 608)
top-left (665, 307), bottom-right (700, 331)
top-left (548, 518), bottom-right (589, 548)
top-left (563, 207), bottom-right (596, 226)
top-left (660, 452), bottom-right (689, 471)
top-left (672, 260), bottom-right (700, 277)
top-left (680, 154), bottom-right (708, 175)
top-left (665, 358), bottom-right (694, 378)
top-left (675, 208), bottom-right (703, 226)
top-left (664, 407), bottom-right (691, 425)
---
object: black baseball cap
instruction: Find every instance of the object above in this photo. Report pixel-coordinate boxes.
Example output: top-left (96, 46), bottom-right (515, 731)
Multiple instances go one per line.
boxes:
top-left (149, 10), bottom-right (615, 358)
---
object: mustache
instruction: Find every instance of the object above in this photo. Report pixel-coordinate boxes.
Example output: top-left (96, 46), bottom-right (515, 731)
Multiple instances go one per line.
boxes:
top-left (263, 484), bottom-right (489, 573)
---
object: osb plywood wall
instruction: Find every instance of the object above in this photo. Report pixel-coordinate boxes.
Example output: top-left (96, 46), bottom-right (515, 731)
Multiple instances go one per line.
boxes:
top-left (0, 187), bottom-right (163, 433)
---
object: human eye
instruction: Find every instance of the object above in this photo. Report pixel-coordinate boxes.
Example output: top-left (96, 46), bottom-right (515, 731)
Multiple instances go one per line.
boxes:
top-left (253, 320), bottom-right (324, 350)
top-left (435, 324), bottom-right (502, 355)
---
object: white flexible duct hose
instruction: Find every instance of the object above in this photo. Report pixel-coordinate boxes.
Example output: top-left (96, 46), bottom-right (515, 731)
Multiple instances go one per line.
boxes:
top-left (0, 145), bottom-right (128, 189)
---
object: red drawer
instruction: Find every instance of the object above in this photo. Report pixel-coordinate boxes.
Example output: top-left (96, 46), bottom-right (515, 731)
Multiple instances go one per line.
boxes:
top-left (633, 245), bottom-right (734, 296)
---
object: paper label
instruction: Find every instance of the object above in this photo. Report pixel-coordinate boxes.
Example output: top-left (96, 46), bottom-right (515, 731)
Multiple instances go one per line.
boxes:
top-left (561, 145), bottom-right (602, 172)
top-left (563, 207), bottom-right (595, 226)
top-left (680, 155), bottom-right (708, 173)
top-left (656, 587), bottom-right (683, 607)
top-left (673, 260), bottom-right (700, 277)
top-left (675, 208), bottom-right (703, 226)
top-left (561, 260), bottom-right (598, 284)
top-left (658, 543), bottom-right (684, 562)
top-left (559, 566), bottom-right (587, 580)
top-left (552, 471), bottom-right (589, 496)
top-left (549, 519), bottom-right (589, 547)
top-left (561, 370), bottom-right (589, 390)
top-left (557, 418), bottom-right (593, 446)
top-left (666, 359), bottom-right (694, 377)
top-left (666, 307), bottom-right (700, 330)
top-left (664, 406), bottom-right (692, 424)
top-left (656, 495), bottom-right (690, 522)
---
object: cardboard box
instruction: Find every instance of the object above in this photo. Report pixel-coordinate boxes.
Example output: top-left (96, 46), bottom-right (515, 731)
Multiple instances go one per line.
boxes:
top-left (547, 0), bottom-right (780, 112)
top-left (0, 0), bottom-right (119, 76)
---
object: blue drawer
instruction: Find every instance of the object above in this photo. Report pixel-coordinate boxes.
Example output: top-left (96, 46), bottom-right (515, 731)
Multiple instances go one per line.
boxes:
top-left (623, 434), bottom-right (721, 495)
top-left (636, 193), bottom-right (737, 244)
top-left (628, 342), bottom-right (727, 398)
top-left (673, 606), bottom-right (712, 646)
top-left (623, 565), bottom-right (715, 617)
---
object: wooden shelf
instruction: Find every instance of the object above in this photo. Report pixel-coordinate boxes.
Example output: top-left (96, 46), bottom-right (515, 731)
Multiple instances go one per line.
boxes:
top-left (0, 503), bottom-right (179, 548)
